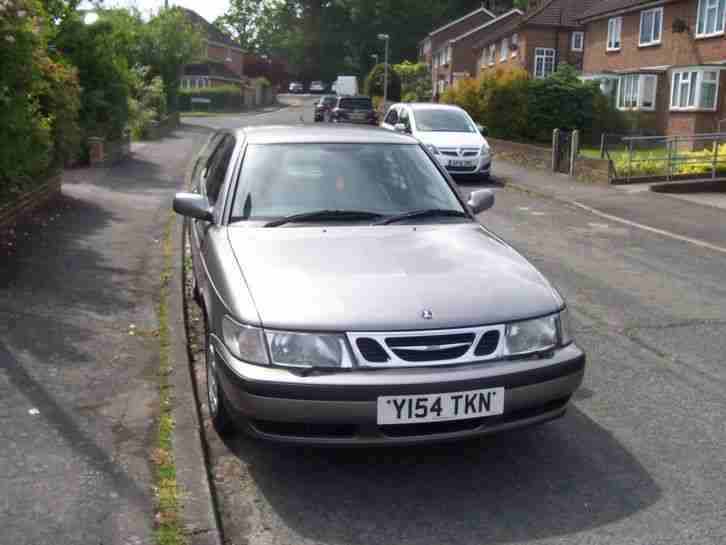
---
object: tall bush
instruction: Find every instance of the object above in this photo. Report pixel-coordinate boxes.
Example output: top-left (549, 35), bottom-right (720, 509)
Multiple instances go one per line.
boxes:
top-left (392, 61), bottom-right (431, 102)
top-left (364, 63), bottom-right (402, 102)
top-left (0, 0), bottom-right (80, 201)
top-left (179, 85), bottom-right (243, 111)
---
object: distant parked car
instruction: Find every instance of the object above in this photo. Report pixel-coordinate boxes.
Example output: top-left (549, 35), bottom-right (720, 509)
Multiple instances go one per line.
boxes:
top-left (328, 96), bottom-right (377, 125)
top-left (381, 103), bottom-right (492, 181)
top-left (289, 82), bottom-right (304, 94)
top-left (314, 95), bottom-right (337, 122)
top-left (173, 125), bottom-right (585, 446)
top-left (310, 81), bottom-right (326, 93)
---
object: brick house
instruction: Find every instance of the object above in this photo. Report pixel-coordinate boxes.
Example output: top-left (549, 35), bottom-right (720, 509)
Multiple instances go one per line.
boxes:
top-left (579, 0), bottom-right (726, 136)
top-left (181, 9), bottom-right (245, 89)
top-left (473, 0), bottom-right (598, 78)
top-left (418, 4), bottom-right (500, 97)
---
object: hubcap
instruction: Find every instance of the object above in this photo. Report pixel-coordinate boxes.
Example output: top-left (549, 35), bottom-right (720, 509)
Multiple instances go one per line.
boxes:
top-left (206, 340), bottom-right (219, 416)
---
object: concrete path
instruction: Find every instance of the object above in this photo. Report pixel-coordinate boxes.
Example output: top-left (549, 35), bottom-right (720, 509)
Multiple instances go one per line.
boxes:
top-left (0, 125), bottom-right (211, 544)
top-left (492, 160), bottom-right (726, 250)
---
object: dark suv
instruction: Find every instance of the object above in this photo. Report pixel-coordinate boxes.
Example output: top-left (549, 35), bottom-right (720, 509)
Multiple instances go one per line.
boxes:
top-left (329, 96), bottom-right (378, 125)
top-left (314, 95), bottom-right (337, 122)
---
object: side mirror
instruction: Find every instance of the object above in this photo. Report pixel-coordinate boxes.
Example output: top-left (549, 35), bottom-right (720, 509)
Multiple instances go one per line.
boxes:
top-left (173, 193), bottom-right (213, 221)
top-left (477, 124), bottom-right (489, 136)
top-left (467, 189), bottom-right (495, 215)
top-left (394, 123), bottom-right (409, 133)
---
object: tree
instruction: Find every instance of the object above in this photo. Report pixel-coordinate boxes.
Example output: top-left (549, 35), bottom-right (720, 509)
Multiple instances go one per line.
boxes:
top-left (364, 63), bottom-right (402, 102)
top-left (214, 0), bottom-right (261, 52)
top-left (393, 61), bottom-right (432, 101)
top-left (140, 7), bottom-right (203, 113)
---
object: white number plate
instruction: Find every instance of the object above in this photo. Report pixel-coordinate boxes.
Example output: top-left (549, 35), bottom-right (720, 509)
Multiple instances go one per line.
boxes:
top-left (449, 159), bottom-right (476, 167)
top-left (377, 388), bottom-right (504, 425)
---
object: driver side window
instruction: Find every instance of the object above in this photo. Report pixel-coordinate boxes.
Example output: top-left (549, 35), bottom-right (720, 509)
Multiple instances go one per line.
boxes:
top-left (204, 135), bottom-right (236, 206)
top-left (384, 108), bottom-right (399, 125)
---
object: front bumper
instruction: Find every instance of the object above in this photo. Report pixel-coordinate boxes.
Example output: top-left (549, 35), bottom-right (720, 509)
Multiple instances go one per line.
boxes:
top-left (443, 156), bottom-right (491, 178)
top-left (212, 337), bottom-right (585, 446)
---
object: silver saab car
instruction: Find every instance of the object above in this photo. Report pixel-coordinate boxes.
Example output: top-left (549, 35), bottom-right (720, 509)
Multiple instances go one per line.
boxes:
top-left (174, 125), bottom-right (585, 446)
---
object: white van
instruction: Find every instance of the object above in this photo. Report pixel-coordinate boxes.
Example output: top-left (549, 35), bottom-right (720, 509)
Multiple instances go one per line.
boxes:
top-left (333, 75), bottom-right (358, 96)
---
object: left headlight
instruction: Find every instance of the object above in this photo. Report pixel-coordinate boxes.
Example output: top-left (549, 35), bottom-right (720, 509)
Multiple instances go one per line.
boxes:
top-left (503, 311), bottom-right (571, 356)
top-left (266, 330), bottom-right (354, 368)
top-left (480, 142), bottom-right (490, 156)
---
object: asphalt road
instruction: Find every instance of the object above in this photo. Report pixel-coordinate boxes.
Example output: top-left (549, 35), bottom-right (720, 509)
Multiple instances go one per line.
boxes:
top-left (186, 102), bottom-right (726, 545)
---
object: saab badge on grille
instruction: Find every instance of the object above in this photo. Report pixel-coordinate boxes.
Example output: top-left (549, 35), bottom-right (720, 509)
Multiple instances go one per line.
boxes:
top-left (421, 309), bottom-right (433, 320)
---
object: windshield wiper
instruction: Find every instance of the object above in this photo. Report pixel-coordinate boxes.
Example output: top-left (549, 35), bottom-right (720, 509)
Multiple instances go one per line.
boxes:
top-left (375, 208), bottom-right (468, 226)
top-left (264, 209), bottom-right (383, 227)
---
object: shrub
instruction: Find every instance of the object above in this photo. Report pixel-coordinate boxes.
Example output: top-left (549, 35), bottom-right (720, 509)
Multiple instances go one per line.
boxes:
top-left (129, 69), bottom-right (167, 139)
top-left (178, 85), bottom-right (243, 111)
top-left (364, 63), bottom-right (402, 102)
top-left (0, 0), bottom-right (80, 202)
top-left (392, 61), bottom-right (431, 102)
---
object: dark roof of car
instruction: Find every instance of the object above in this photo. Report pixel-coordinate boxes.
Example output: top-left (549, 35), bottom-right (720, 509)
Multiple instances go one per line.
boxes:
top-left (238, 125), bottom-right (418, 145)
top-left (337, 95), bottom-right (372, 100)
top-left (579, 0), bottom-right (677, 21)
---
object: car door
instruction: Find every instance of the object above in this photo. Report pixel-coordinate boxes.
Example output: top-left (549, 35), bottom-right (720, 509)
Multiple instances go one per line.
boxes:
top-left (191, 133), bottom-right (236, 298)
top-left (381, 106), bottom-right (399, 131)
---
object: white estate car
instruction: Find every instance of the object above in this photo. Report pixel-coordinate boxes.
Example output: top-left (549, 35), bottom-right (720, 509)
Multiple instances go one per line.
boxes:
top-left (381, 103), bottom-right (491, 181)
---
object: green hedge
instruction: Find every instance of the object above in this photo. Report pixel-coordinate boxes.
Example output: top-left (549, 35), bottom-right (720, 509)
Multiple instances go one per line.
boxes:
top-left (179, 85), bottom-right (243, 111)
top-left (364, 64), bottom-right (402, 102)
top-left (442, 65), bottom-right (624, 145)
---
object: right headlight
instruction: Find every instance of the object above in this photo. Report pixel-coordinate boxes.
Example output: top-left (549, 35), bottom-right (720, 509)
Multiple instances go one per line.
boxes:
top-left (426, 144), bottom-right (441, 156)
top-left (503, 311), bottom-right (571, 356)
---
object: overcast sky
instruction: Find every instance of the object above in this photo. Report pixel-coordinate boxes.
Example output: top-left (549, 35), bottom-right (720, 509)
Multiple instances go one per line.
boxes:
top-left (100, 0), bottom-right (229, 23)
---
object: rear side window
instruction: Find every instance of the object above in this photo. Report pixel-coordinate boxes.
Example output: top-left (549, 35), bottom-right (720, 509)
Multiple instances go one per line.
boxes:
top-left (339, 98), bottom-right (373, 110)
top-left (204, 135), bottom-right (236, 205)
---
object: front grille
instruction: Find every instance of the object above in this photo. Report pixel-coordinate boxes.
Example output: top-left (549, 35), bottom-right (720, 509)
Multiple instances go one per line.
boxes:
top-left (475, 330), bottom-right (500, 356)
top-left (440, 148), bottom-right (479, 158)
top-left (441, 150), bottom-right (459, 157)
top-left (348, 326), bottom-right (504, 367)
top-left (447, 165), bottom-right (478, 173)
top-left (356, 338), bottom-right (389, 363)
top-left (386, 333), bottom-right (475, 363)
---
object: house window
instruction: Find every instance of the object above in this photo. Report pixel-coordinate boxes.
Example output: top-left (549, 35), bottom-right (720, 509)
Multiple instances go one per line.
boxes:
top-left (696, 0), bottom-right (726, 37)
top-left (511, 33), bottom-right (519, 56)
top-left (489, 44), bottom-right (496, 66)
top-left (671, 69), bottom-right (721, 110)
top-left (639, 8), bottom-right (663, 46)
top-left (618, 74), bottom-right (657, 110)
top-left (501, 37), bottom-right (509, 61)
top-left (571, 31), bottom-right (584, 51)
top-left (534, 48), bottom-right (555, 79)
top-left (607, 17), bottom-right (623, 50)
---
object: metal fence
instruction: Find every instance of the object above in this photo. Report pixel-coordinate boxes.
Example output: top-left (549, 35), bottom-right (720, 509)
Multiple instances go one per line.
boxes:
top-left (603, 132), bottom-right (726, 184)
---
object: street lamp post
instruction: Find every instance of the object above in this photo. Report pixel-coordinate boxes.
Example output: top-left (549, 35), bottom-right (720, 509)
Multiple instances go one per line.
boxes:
top-left (377, 33), bottom-right (389, 109)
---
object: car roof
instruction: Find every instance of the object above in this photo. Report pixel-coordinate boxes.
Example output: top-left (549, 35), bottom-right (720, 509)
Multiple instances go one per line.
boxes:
top-left (395, 103), bottom-right (465, 112)
top-left (238, 125), bottom-right (418, 145)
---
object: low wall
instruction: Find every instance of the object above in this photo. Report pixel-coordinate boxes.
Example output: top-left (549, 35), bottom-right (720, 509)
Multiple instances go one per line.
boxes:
top-left (574, 156), bottom-right (610, 185)
top-left (88, 132), bottom-right (131, 167)
top-left (488, 137), bottom-right (552, 172)
top-left (0, 174), bottom-right (62, 230)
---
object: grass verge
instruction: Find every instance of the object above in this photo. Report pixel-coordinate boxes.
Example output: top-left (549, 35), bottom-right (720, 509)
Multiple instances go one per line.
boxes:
top-left (152, 211), bottom-right (186, 545)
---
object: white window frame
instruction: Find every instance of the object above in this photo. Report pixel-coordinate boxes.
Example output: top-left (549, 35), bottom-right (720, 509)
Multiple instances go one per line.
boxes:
top-left (696, 0), bottom-right (726, 38)
top-left (534, 48), bottom-right (556, 79)
top-left (670, 68), bottom-right (721, 111)
top-left (489, 44), bottom-right (496, 66)
top-left (571, 31), bottom-right (584, 51)
top-left (500, 37), bottom-right (509, 61)
top-left (639, 7), bottom-right (663, 47)
top-left (607, 17), bottom-right (623, 51)
top-left (617, 74), bottom-right (658, 111)
top-left (511, 33), bottom-right (519, 57)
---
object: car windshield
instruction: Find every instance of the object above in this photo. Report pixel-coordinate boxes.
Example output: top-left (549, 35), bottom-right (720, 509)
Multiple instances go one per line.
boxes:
top-left (231, 143), bottom-right (464, 221)
top-left (339, 98), bottom-right (372, 110)
top-left (413, 109), bottom-right (476, 133)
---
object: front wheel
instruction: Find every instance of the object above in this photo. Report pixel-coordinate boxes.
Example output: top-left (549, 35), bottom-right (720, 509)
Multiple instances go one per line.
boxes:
top-left (205, 324), bottom-right (234, 436)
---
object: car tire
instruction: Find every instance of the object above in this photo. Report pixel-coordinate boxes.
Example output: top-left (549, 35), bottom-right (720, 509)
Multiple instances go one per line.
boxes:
top-left (205, 319), bottom-right (235, 436)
